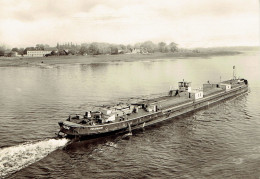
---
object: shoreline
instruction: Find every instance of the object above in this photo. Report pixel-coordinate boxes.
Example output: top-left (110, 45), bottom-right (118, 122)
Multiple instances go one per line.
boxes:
top-left (0, 51), bottom-right (241, 67)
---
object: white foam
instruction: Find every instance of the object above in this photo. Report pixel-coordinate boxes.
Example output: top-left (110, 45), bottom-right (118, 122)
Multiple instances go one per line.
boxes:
top-left (0, 138), bottom-right (68, 178)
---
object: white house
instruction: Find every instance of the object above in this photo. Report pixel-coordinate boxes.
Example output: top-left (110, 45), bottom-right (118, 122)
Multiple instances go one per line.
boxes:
top-left (25, 48), bottom-right (58, 57)
top-left (131, 48), bottom-right (141, 54)
top-left (25, 50), bottom-right (51, 57)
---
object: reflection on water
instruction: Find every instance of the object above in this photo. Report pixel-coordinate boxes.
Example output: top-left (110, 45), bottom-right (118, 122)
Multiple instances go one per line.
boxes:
top-left (80, 62), bottom-right (109, 72)
top-left (0, 51), bottom-right (260, 178)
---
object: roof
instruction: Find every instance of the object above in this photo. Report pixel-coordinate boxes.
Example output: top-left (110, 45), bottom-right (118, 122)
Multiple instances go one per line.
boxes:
top-left (44, 47), bottom-right (58, 51)
top-left (190, 89), bottom-right (203, 93)
top-left (220, 83), bottom-right (231, 86)
top-left (27, 49), bottom-right (57, 52)
top-left (178, 81), bottom-right (191, 83)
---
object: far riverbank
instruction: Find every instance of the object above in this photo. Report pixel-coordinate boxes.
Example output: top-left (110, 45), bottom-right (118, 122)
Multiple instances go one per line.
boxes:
top-left (0, 50), bottom-right (241, 67)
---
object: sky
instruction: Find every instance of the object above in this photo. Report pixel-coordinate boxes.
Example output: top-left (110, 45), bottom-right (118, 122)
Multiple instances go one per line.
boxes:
top-left (0, 0), bottom-right (259, 48)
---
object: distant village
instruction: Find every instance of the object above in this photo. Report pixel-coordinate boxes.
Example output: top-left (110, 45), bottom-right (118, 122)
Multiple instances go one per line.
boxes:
top-left (0, 41), bottom-right (193, 58)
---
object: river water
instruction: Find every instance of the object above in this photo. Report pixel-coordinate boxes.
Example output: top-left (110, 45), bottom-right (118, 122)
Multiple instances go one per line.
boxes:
top-left (0, 51), bottom-right (259, 178)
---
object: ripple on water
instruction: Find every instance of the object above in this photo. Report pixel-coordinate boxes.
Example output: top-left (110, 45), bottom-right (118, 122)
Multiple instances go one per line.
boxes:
top-left (1, 53), bottom-right (260, 178)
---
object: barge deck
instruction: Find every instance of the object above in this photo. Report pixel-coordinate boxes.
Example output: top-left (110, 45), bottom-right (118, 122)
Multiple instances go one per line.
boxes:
top-left (57, 78), bottom-right (248, 138)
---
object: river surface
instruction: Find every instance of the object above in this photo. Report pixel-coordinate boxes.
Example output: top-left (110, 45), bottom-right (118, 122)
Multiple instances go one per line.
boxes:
top-left (0, 51), bottom-right (260, 178)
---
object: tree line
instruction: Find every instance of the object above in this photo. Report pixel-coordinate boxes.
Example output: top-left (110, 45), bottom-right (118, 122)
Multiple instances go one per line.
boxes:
top-left (77, 41), bottom-right (178, 55)
top-left (0, 41), bottom-right (179, 57)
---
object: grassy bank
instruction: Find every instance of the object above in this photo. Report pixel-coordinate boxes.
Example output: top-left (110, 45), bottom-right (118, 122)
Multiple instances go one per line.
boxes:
top-left (0, 50), bottom-right (241, 67)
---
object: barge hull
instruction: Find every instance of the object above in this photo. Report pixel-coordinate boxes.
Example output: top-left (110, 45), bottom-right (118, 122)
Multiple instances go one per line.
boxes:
top-left (59, 83), bottom-right (248, 137)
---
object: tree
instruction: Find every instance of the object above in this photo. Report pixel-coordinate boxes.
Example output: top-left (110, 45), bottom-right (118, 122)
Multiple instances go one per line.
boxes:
top-left (7, 51), bottom-right (16, 57)
top-left (44, 44), bottom-right (50, 49)
top-left (18, 48), bottom-right (24, 55)
top-left (127, 44), bottom-right (133, 50)
top-left (35, 44), bottom-right (50, 50)
top-left (88, 43), bottom-right (100, 55)
top-left (0, 45), bottom-right (6, 56)
top-left (68, 49), bottom-right (76, 55)
top-left (110, 46), bottom-right (119, 55)
top-left (141, 41), bottom-right (156, 53)
top-left (169, 42), bottom-right (178, 52)
top-left (36, 44), bottom-right (44, 50)
top-left (158, 42), bottom-right (167, 52)
top-left (11, 48), bottom-right (19, 52)
top-left (96, 43), bottom-right (111, 54)
top-left (79, 46), bottom-right (88, 55)
top-left (119, 44), bottom-right (126, 51)
top-left (134, 43), bottom-right (141, 49)
top-left (24, 47), bottom-right (35, 54)
top-left (81, 43), bottom-right (88, 47)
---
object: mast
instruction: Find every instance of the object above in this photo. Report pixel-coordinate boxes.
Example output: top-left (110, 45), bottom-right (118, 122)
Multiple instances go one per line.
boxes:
top-left (233, 66), bottom-right (236, 80)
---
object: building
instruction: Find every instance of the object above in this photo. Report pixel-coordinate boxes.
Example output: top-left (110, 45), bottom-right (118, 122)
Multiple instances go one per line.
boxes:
top-left (12, 51), bottom-right (21, 57)
top-left (130, 48), bottom-right (141, 54)
top-left (25, 48), bottom-right (58, 57)
top-left (25, 50), bottom-right (52, 57)
top-left (4, 51), bottom-right (21, 57)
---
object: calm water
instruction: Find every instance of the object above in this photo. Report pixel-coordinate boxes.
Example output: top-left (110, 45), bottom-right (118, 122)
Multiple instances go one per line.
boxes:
top-left (0, 51), bottom-right (260, 178)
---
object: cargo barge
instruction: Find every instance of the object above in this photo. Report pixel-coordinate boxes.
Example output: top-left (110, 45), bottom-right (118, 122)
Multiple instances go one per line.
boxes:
top-left (57, 76), bottom-right (248, 138)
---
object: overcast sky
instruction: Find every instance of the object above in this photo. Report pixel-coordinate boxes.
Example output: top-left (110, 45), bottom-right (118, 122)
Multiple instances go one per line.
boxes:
top-left (0, 0), bottom-right (259, 48)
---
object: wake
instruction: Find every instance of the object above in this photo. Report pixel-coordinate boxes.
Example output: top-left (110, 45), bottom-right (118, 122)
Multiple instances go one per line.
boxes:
top-left (0, 138), bottom-right (68, 178)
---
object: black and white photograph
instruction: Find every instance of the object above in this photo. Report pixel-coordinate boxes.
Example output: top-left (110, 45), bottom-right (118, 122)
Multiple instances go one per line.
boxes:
top-left (0, 0), bottom-right (259, 178)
